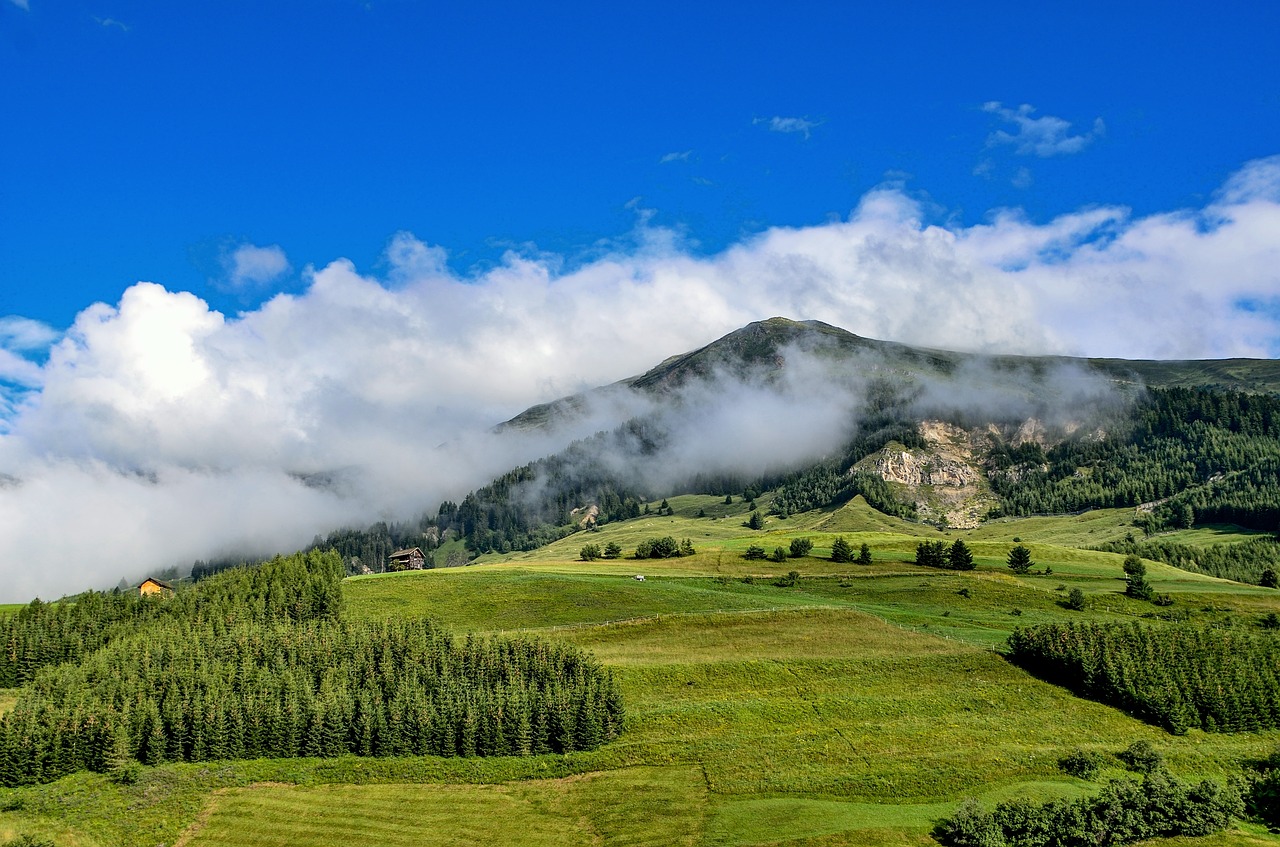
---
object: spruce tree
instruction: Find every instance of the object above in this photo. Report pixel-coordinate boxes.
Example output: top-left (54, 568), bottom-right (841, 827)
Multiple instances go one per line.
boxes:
top-left (856, 543), bottom-right (873, 565)
top-left (1007, 545), bottom-right (1034, 574)
top-left (949, 539), bottom-right (975, 571)
top-left (830, 537), bottom-right (853, 563)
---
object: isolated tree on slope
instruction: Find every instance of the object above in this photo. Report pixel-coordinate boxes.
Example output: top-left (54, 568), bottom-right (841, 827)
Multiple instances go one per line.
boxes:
top-left (1007, 545), bottom-right (1033, 575)
top-left (949, 539), bottom-right (975, 571)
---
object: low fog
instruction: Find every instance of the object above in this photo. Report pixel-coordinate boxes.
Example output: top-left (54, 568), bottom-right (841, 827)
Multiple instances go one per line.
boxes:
top-left (1, 157), bottom-right (1278, 601)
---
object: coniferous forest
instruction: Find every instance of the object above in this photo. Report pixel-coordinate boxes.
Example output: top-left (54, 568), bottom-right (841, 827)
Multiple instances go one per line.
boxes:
top-left (989, 387), bottom-right (1280, 530)
top-left (0, 551), bottom-right (623, 787)
top-left (1006, 621), bottom-right (1280, 734)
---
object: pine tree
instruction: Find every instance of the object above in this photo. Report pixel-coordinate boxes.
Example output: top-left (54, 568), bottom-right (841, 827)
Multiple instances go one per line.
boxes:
top-left (949, 540), bottom-right (975, 571)
top-left (830, 537), bottom-right (853, 563)
top-left (856, 543), bottom-right (873, 565)
top-left (1007, 545), bottom-right (1034, 574)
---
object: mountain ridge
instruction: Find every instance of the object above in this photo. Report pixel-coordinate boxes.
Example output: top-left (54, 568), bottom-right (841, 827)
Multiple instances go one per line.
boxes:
top-left (498, 317), bottom-right (1280, 433)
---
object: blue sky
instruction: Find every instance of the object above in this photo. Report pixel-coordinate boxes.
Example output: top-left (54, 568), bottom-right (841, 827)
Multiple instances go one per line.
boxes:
top-left (2, 0), bottom-right (1280, 599)
top-left (4, 1), bottom-right (1278, 328)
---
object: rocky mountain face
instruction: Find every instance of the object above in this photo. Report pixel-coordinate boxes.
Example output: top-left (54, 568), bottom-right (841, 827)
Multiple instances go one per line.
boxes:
top-left (855, 421), bottom-right (997, 529)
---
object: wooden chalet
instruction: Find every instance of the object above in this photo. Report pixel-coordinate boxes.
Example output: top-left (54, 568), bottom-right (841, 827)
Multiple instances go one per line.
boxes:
top-left (387, 547), bottom-right (427, 572)
top-left (138, 577), bottom-right (174, 597)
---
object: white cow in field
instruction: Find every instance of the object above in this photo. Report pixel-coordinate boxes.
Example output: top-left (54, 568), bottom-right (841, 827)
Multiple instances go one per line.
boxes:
top-left (633, 574), bottom-right (646, 582)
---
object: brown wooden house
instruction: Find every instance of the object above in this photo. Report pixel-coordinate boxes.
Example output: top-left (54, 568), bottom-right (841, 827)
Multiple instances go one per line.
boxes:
top-left (387, 547), bottom-right (427, 572)
top-left (138, 577), bottom-right (174, 597)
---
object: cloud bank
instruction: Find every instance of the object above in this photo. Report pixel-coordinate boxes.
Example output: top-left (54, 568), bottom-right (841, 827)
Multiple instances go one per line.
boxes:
top-left (0, 156), bottom-right (1278, 600)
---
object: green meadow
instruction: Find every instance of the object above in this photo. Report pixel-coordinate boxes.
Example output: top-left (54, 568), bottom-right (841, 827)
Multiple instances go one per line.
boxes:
top-left (4, 496), bottom-right (1280, 845)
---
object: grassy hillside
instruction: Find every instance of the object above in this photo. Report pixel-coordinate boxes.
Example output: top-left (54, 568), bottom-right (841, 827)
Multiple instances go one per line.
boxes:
top-left (5, 500), bottom-right (1280, 846)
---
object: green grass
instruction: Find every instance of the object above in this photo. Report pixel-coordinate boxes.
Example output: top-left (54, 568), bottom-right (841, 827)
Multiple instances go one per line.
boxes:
top-left (8, 502), bottom-right (1280, 846)
top-left (0, 689), bottom-right (17, 716)
top-left (183, 766), bottom-right (708, 847)
top-left (1150, 524), bottom-right (1273, 547)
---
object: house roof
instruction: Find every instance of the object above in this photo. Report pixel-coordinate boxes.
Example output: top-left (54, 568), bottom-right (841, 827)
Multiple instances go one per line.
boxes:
top-left (388, 547), bottom-right (425, 559)
top-left (140, 577), bottom-right (173, 590)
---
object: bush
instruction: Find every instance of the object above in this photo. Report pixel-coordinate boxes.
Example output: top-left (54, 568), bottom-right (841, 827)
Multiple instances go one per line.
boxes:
top-left (602, 541), bottom-right (622, 559)
top-left (1119, 740), bottom-right (1164, 774)
top-left (1065, 588), bottom-right (1087, 610)
top-left (1059, 748), bottom-right (1105, 779)
top-left (934, 771), bottom-right (1240, 846)
top-left (770, 547), bottom-right (788, 563)
top-left (4, 836), bottom-right (56, 847)
top-left (743, 545), bottom-right (767, 560)
top-left (634, 537), bottom-right (687, 559)
top-left (1246, 766), bottom-right (1280, 826)
top-left (789, 537), bottom-right (813, 558)
top-left (774, 570), bottom-right (800, 588)
top-left (110, 761), bottom-right (142, 785)
top-left (580, 543), bottom-right (602, 561)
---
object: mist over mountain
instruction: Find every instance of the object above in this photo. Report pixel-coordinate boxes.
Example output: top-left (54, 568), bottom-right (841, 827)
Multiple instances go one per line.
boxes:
top-left (3, 312), bottom-right (1280, 602)
top-left (320, 318), bottom-right (1280, 574)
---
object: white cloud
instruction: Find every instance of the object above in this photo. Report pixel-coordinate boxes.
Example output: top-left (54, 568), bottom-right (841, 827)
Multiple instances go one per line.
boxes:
top-left (1011, 166), bottom-right (1033, 189)
top-left (755, 116), bottom-right (821, 139)
top-left (7, 0), bottom-right (29, 10)
top-left (222, 242), bottom-right (290, 289)
top-left (1, 156), bottom-right (1279, 600)
top-left (0, 316), bottom-right (58, 351)
top-left (983, 101), bottom-right (1104, 157)
top-left (659, 150), bottom-right (692, 163)
top-left (93, 16), bottom-right (130, 31)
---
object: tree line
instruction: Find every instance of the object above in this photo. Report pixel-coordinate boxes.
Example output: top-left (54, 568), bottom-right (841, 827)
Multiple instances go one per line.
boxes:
top-left (1006, 621), bottom-right (1280, 734)
top-left (1094, 536), bottom-right (1280, 586)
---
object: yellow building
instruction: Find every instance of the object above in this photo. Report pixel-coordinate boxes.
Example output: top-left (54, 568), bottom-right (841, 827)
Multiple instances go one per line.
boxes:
top-left (138, 577), bottom-right (174, 597)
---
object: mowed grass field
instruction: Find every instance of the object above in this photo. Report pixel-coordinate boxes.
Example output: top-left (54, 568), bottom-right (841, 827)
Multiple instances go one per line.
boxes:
top-left (5, 496), bottom-right (1280, 846)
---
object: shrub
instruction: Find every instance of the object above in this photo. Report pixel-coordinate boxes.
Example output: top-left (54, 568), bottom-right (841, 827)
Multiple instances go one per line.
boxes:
top-left (602, 541), bottom-right (622, 559)
top-left (1119, 740), bottom-right (1164, 774)
top-left (743, 545), bottom-right (767, 560)
top-left (774, 570), bottom-right (800, 588)
top-left (634, 537), bottom-right (684, 559)
top-left (770, 547), bottom-right (788, 563)
top-left (1065, 588), bottom-right (1087, 610)
top-left (1059, 748), bottom-right (1105, 779)
top-left (580, 543), bottom-right (602, 561)
top-left (789, 537), bottom-right (813, 558)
